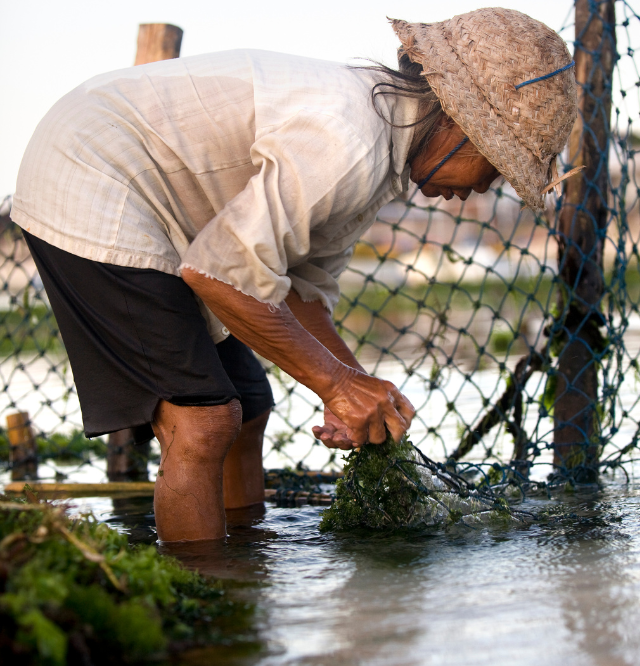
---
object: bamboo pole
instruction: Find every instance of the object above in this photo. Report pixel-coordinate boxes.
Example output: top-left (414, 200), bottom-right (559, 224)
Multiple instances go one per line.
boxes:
top-left (106, 428), bottom-right (151, 481)
top-left (553, 0), bottom-right (616, 478)
top-left (4, 481), bottom-right (155, 498)
top-left (2, 483), bottom-right (333, 505)
top-left (107, 23), bottom-right (183, 480)
top-left (7, 411), bottom-right (37, 481)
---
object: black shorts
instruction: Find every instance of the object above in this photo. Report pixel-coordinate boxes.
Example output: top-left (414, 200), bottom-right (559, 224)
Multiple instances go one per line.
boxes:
top-left (23, 231), bottom-right (274, 442)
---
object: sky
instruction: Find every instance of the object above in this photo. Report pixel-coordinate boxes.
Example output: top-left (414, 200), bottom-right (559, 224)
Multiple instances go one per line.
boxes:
top-left (0, 0), bottom-right (616, 196)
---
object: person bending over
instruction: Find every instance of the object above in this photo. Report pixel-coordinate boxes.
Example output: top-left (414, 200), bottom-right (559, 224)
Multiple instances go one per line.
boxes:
top-left (11, 8), bottom-right (577, 541)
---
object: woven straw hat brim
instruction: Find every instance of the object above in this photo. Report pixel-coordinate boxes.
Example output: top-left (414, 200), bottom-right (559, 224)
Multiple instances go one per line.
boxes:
top-left (391, 9), bottom-right (577, 211)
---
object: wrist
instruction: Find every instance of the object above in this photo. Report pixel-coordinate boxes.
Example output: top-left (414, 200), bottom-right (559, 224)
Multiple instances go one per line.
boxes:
top-left (311, 358), bottom-right (356, 404)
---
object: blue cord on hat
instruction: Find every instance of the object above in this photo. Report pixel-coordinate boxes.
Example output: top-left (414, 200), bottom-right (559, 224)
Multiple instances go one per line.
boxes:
top-left (515, 61), bottom-right (575, 90)
top-left (415, 61), bottom-right (574, 191)
top-left (417, 137), bottom-right (469, 190)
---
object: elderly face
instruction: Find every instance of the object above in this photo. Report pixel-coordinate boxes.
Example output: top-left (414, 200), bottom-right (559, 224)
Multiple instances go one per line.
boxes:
top-left (410, 116), bottom-right (501, 201)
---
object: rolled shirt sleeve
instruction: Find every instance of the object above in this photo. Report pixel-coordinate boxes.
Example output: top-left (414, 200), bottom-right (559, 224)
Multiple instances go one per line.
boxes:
top-left (287, 247), bottom-right (354, 312)
top-left (180, 109), bottom-right (389, 308)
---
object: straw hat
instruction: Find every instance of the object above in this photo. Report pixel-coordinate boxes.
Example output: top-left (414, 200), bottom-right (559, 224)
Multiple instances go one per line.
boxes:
top-left (391, 8), bottom-right (577, 211)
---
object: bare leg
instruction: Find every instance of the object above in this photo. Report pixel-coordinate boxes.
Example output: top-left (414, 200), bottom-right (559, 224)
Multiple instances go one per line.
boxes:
top-left (152, 398), bottom-right (241, 542)
top-left (223, 408), bottom-right (270, 510)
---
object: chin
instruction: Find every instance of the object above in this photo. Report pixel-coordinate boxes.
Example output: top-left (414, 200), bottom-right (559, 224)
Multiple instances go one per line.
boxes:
top-left (419, 186), bottom-right (441, 198)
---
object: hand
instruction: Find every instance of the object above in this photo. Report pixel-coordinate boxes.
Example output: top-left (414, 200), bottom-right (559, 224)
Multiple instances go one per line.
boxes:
top-left (312, 407), bottom-right (357, 450)
top-left (321, 368), bottom-right (415, 446)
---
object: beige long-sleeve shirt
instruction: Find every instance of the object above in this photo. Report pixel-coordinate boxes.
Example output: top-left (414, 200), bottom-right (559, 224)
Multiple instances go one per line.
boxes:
top-left (11, 49), bottom-right (417, 342)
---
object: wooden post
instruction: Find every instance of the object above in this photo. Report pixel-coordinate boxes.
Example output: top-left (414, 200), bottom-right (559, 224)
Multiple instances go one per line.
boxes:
top-left (134, 24), bottom-right (183, 65)
top-left (107, 429), bottom-right (151, 482)
top-left (7, 411), bottom-right (37, 481)
top-left (553, 0), bottom-right (616, 478)
top-left (107, 23), bottom-right (183, 481)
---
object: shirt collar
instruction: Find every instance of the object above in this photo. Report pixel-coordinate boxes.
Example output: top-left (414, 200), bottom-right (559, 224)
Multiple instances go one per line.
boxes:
top-left (389, 94), bottom-right (420, 178)
top-left (367, 83), bottom-right (419, 183)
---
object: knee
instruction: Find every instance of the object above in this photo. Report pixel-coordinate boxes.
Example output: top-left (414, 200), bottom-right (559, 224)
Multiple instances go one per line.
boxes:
top-left (155, 399), bottom-right (242, 465)
top-left (206, 399), bottom-right (243, 439)
top-left (193, 400), bottom-right (242, 463)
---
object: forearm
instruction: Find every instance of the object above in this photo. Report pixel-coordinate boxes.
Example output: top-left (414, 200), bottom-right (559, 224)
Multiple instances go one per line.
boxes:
top-left (182, 268), bottom-right (414, 445)
top-left (284, 290), bottom-right (364, 372)
top-left (182, 268), bottom-right (349, 400)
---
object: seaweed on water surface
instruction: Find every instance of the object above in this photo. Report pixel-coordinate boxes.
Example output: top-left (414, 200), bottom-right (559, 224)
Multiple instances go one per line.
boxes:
top-left (0, 490), bottom-right (258, 665)
top-left (319, 435), bottom-right (534, 532)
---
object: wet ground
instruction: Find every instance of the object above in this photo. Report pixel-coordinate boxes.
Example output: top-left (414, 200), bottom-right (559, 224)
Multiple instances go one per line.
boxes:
top-left (70, 476), bottom-right (640, 666)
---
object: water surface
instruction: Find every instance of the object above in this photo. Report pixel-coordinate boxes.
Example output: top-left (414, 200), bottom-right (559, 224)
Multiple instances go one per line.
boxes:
top-left (96, 479), bottom-right (640, 666)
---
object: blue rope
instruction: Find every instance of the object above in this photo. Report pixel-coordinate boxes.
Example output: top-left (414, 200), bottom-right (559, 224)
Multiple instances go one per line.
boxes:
top-left (417, 137), bottom-right (469, 190)
top-left (515, 61), bottom-right (575, 90)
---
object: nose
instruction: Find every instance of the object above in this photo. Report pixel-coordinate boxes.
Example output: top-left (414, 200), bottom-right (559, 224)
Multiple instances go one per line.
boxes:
top-left (472, 181), bottom-right (492, 195)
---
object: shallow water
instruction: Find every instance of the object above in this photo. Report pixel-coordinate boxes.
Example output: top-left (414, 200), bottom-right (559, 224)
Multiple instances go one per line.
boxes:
top-left (79, 477), bottom-right (640, 666)
top-left (5, 341), bottom-right (640, 665)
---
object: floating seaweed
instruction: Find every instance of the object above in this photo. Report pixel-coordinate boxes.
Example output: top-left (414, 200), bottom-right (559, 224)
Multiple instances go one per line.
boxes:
top-left (319, 435), bottom-right (534, 532)
top-left (0, 490), bottom-right (258, 664)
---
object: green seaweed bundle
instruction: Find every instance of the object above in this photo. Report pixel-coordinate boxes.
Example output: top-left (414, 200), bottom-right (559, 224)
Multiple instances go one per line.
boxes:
top-left (319, 435), bottom-right (531, 532)
top-left (0, 492), bottom-right (257, 664)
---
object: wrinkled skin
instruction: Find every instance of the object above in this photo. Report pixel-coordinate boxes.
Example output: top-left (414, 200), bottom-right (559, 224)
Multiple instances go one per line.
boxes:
top-left (182, 270), bottom-right (415, 448)
top-left (157, 116), bottom-right (501, 541)
top-left (314, 116), bottom-right (501, 449)
top-left (411, 115), bottom-right (501, 201)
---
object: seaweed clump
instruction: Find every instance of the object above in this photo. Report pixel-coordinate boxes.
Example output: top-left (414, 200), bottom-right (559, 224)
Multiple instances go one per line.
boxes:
top-left (319, 435), bottom-right (532, 532)
top-left (0, 491), bottom-right (257, 664)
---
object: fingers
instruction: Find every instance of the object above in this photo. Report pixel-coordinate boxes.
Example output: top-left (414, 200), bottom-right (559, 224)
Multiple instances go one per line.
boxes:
top-left (347, 426), bottom-right (368, 447)
top-left (387, 385), bottom-right (415, 420)
top-left (374, 385), bottom-right (414, 444)
top-left (316, 432), bottom-right (355, 450)
top-left (380, 409), bottom-right (407, 445)
top-left (367, 409), bottom-right (387, 444)
top-left (312, 424), bottom-right (336, 438)
top-left (312, 423), bottom-right (356, 451)
top-left (396, 396), bottom-right (416, 425)
top-left (322, 374), bottom-right (415, 447)
top-left (384, 416), bottom-right (408, 445)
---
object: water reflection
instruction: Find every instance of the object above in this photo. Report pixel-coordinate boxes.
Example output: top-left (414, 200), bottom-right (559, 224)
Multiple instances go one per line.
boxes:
top-left (542, 491), bottom-right (640, 666)
top-left (95, 482), bottom-right (640, 666)
top-left (106, 495), bottom-right (156, 544)
top-left (159, 505), bottom-right (277, 581)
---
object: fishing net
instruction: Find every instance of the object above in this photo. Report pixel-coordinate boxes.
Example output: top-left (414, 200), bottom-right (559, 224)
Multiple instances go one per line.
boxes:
top-left (265, 0), bottom-right (640, 490)
top-left (319, 435), bottom-right (534, 532)
top-left (0, 2), bottom-right (638, 514)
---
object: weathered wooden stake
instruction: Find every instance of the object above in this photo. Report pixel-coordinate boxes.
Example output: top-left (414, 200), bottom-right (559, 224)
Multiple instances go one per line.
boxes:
top-left (134, 23), bottom-right (183, 65)
top-left (7, 411), bottom-right (37, 481)
top-left (107, 23), bottom-right (183, 481)
top-left (553, 0), bottom-right (616, 477)
top-left (107, 429), bottom-right (151, 482)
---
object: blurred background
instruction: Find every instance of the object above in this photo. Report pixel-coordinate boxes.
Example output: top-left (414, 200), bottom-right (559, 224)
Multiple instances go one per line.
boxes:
top-left (0, 0), bottom-right (591, 196)
top-left (0, 0), bottom-right (638, 485)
